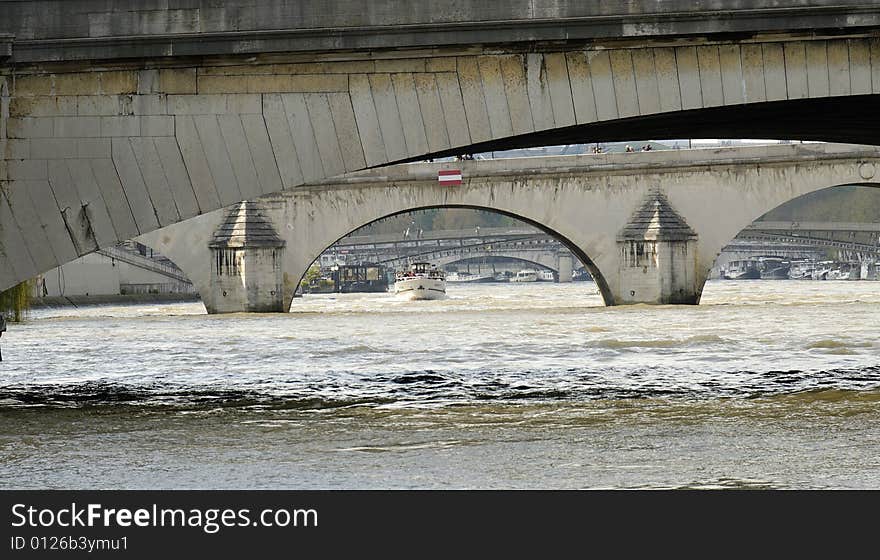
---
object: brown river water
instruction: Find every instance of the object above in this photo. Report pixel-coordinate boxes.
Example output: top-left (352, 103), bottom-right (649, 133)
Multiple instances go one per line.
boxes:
top-left (1, 280), bottom-right (879, 489)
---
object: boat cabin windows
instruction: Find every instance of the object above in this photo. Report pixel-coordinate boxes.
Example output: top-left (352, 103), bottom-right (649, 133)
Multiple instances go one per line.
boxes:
top-left (398, 262), bottom-right (445, 279)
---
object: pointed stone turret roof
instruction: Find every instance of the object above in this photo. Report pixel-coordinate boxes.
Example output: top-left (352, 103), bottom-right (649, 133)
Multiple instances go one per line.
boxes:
top-left (618, 189), bottom-right (697, 241)
top-left (209, 201), bottom-right (285, 249)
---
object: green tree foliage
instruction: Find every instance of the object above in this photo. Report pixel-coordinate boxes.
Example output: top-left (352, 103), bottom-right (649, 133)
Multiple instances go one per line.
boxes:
top-left (0, 280), bottom-right (33, 322)
top-left (760, 185), bottom-right (880, 222)
top-left (301, 264), bottom-right (322, 288)
top-left (300, 265), bottom-right (334, 293)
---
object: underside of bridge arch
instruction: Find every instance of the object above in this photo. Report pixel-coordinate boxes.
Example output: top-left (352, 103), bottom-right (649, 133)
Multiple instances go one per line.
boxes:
top-left (405, 95), bottom-right (880, 164)
top-left (292, 205), bottom-right (612, 311)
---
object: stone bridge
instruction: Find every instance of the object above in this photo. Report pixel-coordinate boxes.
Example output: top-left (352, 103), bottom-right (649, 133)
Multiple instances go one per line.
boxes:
top-left (131, 144), bottom-right (880, 312)
top-left (2, 1), bottom-right (880, 294)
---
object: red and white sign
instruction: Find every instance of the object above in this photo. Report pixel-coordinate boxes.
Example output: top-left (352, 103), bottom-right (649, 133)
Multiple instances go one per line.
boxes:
top-left (438, 169), bottom-right (462, 186)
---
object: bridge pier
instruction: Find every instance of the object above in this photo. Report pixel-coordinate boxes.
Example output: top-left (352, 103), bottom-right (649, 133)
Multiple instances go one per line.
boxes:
top-left (556, 249), bottom-right (573, 283)
top-left (612, 190), bottom-right (700, 305)
top-left (207, 202), bottom-right (286, 314)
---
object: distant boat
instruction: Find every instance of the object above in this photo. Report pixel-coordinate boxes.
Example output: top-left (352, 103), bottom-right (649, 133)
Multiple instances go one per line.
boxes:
top-left (788, 259), bottom-right (815, 280)
top-left (510, 269), bottom-right (538, 282)
top-left (813, 261), bottom-right (836, 280)
top-left (536, 270), bottom-right (556, 282)
top-left (334, 263), bottom-right (390, 293)
top-left (393, 262), bottom-right (446, 300)
top-left (446, 271), bottom-right (495, 283)
top-left (826, 267), bottom-right (851, 280)
top-left (758, 257), bottom-right (791, 280)
top-left (721, 260), bottom-right (761, 279)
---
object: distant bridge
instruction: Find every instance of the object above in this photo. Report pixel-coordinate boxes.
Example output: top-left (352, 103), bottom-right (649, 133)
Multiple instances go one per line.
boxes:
top-left (322, 220), bottom-right (880, 279)
top-left (744, 221), bottom-right (880, 232)
top-left (376, 237), bottom-right (571, 276)
top-left (738, 221), bottom-right (880, 257)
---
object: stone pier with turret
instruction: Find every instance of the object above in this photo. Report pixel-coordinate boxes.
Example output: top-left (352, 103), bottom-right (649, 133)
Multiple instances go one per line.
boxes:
top-left (208, 201), bottom-right (285, 313)
top-left (616, 190), bottom-right (699, 305)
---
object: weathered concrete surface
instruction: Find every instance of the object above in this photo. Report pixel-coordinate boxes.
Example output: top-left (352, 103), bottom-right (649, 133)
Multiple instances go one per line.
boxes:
top-left (3, 35), bottom-right (880, 292)
top-left (137, 143), bottom-right (880, 311)
top-left (3, 1), bottom-right (879, 63)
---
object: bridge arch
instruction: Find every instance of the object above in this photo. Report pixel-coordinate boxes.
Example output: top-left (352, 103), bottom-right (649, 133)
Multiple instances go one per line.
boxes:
top-left (704, 183), bottom-right (880, 285)
top-left (288, 204), bottom-right (612, 311)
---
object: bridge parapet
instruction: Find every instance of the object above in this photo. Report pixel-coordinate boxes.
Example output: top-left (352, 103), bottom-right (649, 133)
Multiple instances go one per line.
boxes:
top-left (2, 1), bottom-right (880, 63)
top-left (303, 143), bottom-right (880, 187)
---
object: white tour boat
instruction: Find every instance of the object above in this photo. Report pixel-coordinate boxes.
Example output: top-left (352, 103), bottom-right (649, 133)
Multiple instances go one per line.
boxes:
top-left (394, 262), bottom-right (447, 300)
top-left (510, 269), bottom-right (539, 282)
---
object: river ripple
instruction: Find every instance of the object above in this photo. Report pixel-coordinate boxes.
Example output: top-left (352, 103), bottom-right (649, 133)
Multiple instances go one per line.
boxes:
top-left (0, 280), bottom-right (878, 489)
